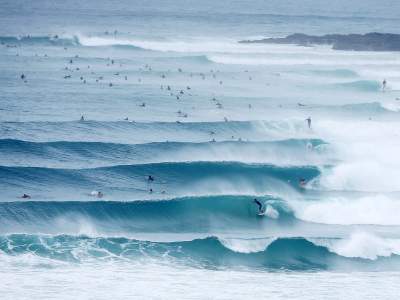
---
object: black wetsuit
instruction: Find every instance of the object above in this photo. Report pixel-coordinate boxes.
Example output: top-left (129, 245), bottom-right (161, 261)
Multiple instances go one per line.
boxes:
top-left (253, 199), bottom-right (263, 213)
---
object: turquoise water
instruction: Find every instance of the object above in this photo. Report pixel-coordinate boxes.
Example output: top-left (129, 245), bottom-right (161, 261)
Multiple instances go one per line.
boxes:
top-left (2, 0), bottom-right (400, 299)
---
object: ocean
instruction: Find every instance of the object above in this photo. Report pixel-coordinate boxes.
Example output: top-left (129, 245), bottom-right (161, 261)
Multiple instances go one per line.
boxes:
top-left (1, 0), bottom-right (400, 299)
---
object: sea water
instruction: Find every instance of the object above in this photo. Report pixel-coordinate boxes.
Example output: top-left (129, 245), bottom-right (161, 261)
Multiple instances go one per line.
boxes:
top-left (1, 0), bottom-right (400, 299)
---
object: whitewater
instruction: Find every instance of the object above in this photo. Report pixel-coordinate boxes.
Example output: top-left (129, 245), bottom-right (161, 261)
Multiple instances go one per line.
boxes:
top-left (1, 0), bottom-right (400, 299)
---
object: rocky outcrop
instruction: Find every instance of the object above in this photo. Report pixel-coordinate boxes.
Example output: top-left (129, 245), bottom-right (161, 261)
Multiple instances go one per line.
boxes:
top-left (240, 33), bottom-right (400, 51)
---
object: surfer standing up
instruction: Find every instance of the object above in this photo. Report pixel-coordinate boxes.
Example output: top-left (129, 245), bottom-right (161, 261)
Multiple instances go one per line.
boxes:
top-left (299, 178), bottom-right (307, 188)
top-left (382, 79), bottom-right (387, 92)
top-left (306, 117), bottom-right (312, 129)
top-left (253, 198), bottom-right (264, 214)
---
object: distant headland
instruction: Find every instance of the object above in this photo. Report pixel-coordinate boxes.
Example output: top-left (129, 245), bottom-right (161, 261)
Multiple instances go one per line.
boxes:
top-left (239, 32), bottom-right (400, 51)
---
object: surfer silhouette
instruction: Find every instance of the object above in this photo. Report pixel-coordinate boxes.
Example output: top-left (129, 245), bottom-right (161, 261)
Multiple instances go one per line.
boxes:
top-left (306, 117), bottom-right (312, 129)
top-left (253, 198), bottom-right (264, 214)
top-left (299, 178), bottom-right (307, 188)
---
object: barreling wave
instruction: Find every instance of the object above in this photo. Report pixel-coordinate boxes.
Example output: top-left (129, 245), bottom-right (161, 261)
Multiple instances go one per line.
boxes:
top-left (0, 138), bottom-right (328, 168)
top-left (1, 234), bottom-right (399, 270)
top-left (0, 196), bottom-right (294, 234)
top-left (6, 193), bottom-right (400, 233)
top-left (0, 162), bottom-right (321, 200)
top-left (0, 119), bottom-right (312, 143)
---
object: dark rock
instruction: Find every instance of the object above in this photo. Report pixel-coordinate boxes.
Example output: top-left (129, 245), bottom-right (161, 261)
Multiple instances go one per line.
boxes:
top-left (240, 32), bottom-right (400, 51)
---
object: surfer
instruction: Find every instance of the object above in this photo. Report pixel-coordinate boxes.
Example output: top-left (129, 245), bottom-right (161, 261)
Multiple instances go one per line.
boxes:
top-left (89, 190), bottom-right (103, 198)
top-left (253, 198), bottom-right (264, 214)
top-left (147, 175), bottom-right (154, 182)
top-left (80, 115), bottom-right (85, 121)
top-left (21, 193), bottom-right (31, 199)
top-left (299, 178), bottom-right (307, 188)
top-left (306, 117), bottom-right (312, 129)
top-left (382, 79), bottom-right (387, 92)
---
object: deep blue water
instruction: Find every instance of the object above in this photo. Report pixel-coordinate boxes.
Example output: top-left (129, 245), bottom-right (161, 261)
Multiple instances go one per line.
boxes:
top-left (1, 1), bottom-right (400, 298)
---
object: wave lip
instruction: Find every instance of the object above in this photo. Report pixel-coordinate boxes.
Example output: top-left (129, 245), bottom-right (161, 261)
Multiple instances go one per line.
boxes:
top-left (330, 80), bottom-right (381, 92)
top-left (0, 196), bottom-right (295, 234)
top-left (0, 119), bottom-right (315, 144)
top-left (1, 234), bottom-right (399, 271)
top-left (0, 162), bottom-right (321, 201)
top-left (0, 35), bottom-right (79, 47)
top-left (0, 138), bottom-right (328, 168)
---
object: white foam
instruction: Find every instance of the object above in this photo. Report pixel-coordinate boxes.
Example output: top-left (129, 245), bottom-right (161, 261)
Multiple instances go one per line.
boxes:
top-left (264, 205), bottom-right (280, 219)
top-left (219, 237), bottom-right (276, 253)
top-left (293, 194), bottom-right (400, 225)
top-left (314, 119), bottom-right (400, 192)
top-left (76, 34), bottom-right (299, 54)
top-left (319, 162), bottom-right (400, 192)
top-left (311, 232), bottom-right (400, 260)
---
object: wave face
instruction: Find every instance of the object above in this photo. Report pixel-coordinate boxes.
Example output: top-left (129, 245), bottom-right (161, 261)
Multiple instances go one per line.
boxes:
top-left (331, 80), bottom-right (381, 92)
top-left (0, 120), bottom-right (312, 143)
top-left (0, 196), bottom-right (295, 234)
top-left (0, 138), bottom-right (328, 168)
top-left (0, 162), bottom-right (320, 200)
top-left (2, 2), bottom-right (400, 293)
top-left (0, 35), bottom-right (79, 47)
